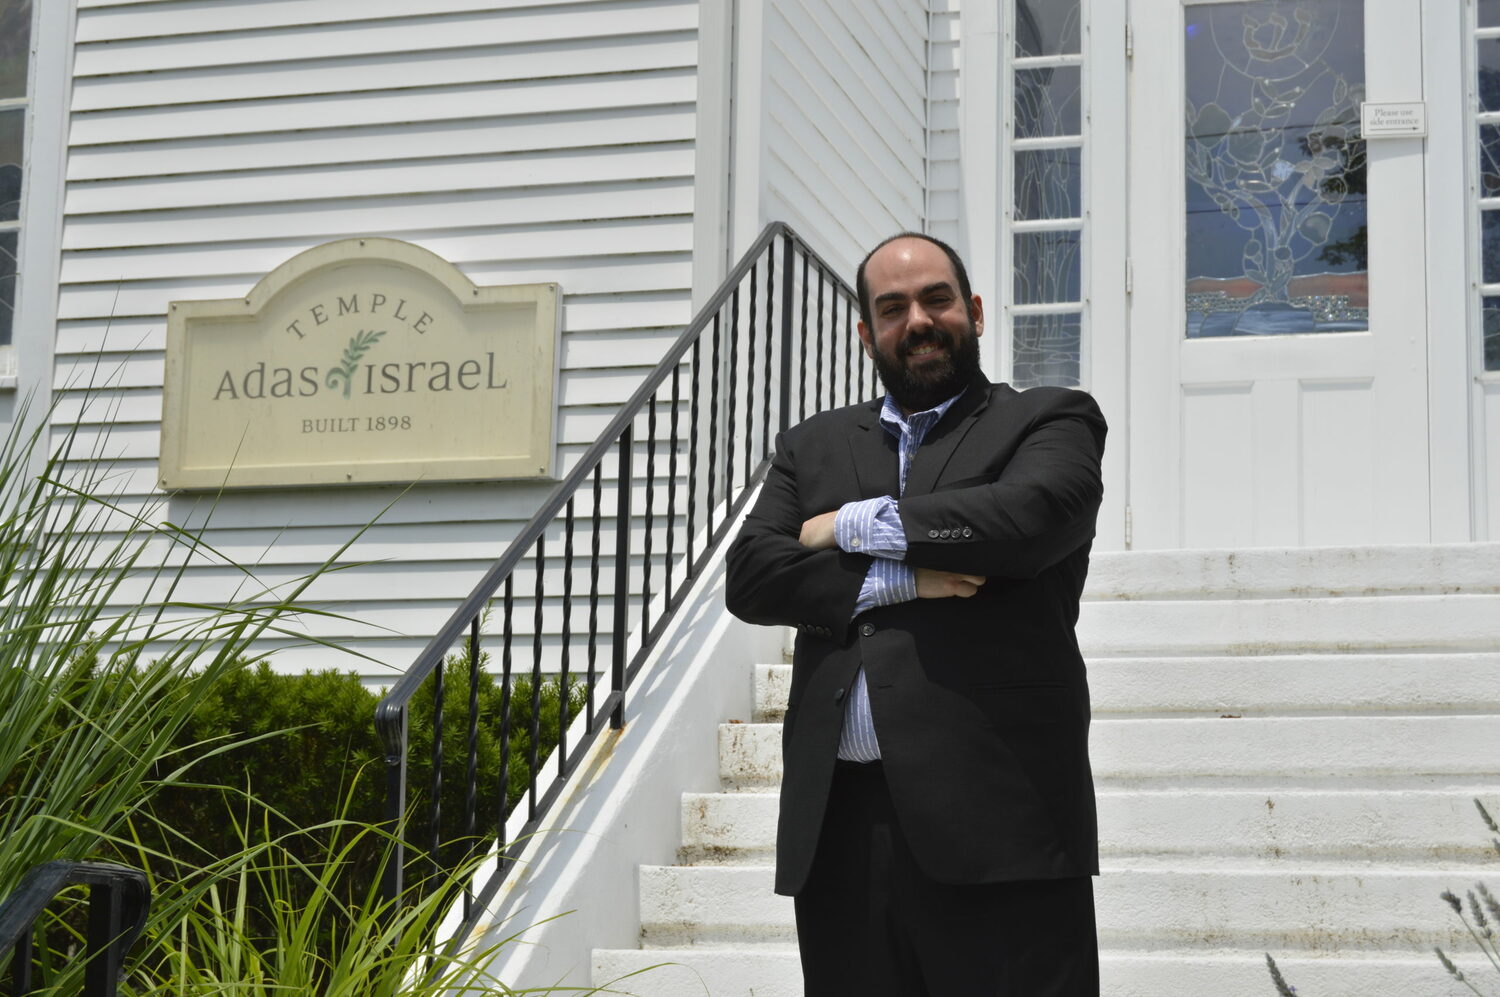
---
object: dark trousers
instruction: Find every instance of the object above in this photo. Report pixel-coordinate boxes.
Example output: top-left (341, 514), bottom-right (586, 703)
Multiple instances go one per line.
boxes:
top-left (793, 761), bottom-right (1099, 997)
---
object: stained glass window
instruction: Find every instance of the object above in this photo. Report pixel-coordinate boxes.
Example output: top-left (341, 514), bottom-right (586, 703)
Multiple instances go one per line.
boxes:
top-left (1014, 68), bottom-right (1082, 140)
top-left (1184, 0), bottom-right (1368, 338)
top-left (0, 0), bottom-right (29, 100)
top-left (0, 109), bottom-right (21, 224)
top-left (1012, 314), bottom-right (1081, 389)
top-left (1009, 0), bottom-right (1084, 388)
top-left (1480, 4), bottom-right (1500, 371)
top-left (1016, 1), bottom-right (1080, 59)
top-left (0, 231), bottom-right (13, 347)
top-left (0, 0), bottom-right (27, 350)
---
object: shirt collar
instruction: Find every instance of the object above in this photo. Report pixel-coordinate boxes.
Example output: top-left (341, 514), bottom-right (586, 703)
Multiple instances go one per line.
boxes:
top-left (878, 391), bottom-right (963, 438)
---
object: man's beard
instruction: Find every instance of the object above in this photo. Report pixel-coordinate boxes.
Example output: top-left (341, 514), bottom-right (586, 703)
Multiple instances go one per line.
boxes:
top-left (870, 319), bottom-right (982, 413)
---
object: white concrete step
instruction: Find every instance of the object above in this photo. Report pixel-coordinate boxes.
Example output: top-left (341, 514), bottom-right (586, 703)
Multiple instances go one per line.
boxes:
top-left (719, 715), bottom-right (1500, 788)
top-left (593, 946), bottom-right (1481, 997)
top-left (755, 653), bottom-right (1500, 718)
top-left (1076, 593), bottom-right (1500, 656)
top-left (1085, 542), bottom-right (1500, 600)
top-left (1087, 652), bottom-right (1500, 715)
top-left (753, 663), bottom-right (790, 722)
top-left (637, 863), bottom-right (1485, 951)
top-left (682, 788), bottom-right (1498, 863)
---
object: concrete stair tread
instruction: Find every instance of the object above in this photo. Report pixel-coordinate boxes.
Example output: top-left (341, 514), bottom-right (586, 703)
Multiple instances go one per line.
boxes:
top-left (718, 715), bottom-right (1500, 787)
top-left (757, 654), bottom-right (1500, 718)
top-left (594, 947), bottom-right (1481, 997)
top-left (681, 788), bottom-right (1500, 862)
top-left (1084, 542), bottom-right (1500, 599)
top-left (637, 863), bottom-right (1492, 949)
top-left (1075, 593), bottom-right (1500, 655)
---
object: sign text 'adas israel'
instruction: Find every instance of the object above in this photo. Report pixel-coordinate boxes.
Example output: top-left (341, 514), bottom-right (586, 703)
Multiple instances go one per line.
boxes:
top-left (160, 238), bottom-right (560, 489)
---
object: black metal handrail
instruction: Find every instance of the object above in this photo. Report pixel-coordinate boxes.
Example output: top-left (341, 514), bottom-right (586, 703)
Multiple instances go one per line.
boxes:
top-left (374, 222), bottom-right (871, 928)
top-left (0, 861), bottom-right (151, 997)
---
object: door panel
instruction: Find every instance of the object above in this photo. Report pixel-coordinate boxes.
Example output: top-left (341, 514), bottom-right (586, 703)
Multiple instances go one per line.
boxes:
top-left (1128, 0), bottom-right (1431, 549)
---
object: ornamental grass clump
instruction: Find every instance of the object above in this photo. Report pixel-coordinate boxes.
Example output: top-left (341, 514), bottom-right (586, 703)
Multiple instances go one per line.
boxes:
top-left (119, 789), bottom-right (527, 997)
top-left (0, 406), bottom-right (368, 904)
top-left (0, 408), bottom-right (638, 994)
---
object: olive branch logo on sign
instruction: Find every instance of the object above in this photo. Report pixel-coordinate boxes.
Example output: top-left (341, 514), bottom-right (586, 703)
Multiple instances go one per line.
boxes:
top-left (326, 330), bottom-right (386, 399)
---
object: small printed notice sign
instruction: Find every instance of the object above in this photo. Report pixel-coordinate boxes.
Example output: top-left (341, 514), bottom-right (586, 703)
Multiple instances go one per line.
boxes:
top-left (1360, 101), bottom-right (1426, 138)
top-left (160, 238), bottom-right (561, 490)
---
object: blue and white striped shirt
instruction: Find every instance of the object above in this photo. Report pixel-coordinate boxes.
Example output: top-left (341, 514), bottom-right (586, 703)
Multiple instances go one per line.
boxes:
top-left (831, 392), bottom-right (961, 762)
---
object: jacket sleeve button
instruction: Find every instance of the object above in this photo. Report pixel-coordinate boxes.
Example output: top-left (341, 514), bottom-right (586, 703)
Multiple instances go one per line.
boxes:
top-left (962, 527), bottom-right (973, 538)
top-left (927, 529), bottom-right (940, 539)
top-left (939, 529), bottom-right (951, 538)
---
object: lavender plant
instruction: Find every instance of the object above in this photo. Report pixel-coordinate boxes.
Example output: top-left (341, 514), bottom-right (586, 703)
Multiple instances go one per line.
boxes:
top-left (1266, 799), bottom-right (1500, 995)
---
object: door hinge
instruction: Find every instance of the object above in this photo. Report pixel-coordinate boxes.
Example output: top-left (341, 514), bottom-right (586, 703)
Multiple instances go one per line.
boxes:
top-left (1125, 22), bottom-right (1134, 59)
top-left (1125, 257), bottom-right (1134, 294)
top-left (1124, 505), bottom-right (1133, 549)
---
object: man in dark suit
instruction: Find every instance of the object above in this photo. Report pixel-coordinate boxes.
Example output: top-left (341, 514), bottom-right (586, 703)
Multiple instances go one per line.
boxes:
top-left (725, 233), bottom-right (1106, 995)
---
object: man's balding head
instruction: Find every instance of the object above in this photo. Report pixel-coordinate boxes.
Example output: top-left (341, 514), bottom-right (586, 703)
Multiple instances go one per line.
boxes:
top-left (855, 232), bottom-right (975, 330)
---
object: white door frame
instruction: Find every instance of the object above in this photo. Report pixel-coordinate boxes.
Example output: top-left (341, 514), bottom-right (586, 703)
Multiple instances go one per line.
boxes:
top-left (1426, 0), bottom-right (1479, 541)
top-left (1127, 0), bottom-right (1433, 549)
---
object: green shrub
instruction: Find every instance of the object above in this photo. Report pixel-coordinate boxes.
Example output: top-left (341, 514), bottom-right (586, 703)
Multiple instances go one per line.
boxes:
top-left (126, 651), bottom-right (588, 905)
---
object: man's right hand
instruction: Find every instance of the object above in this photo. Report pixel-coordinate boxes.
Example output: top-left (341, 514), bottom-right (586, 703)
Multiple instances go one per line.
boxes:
top-left (915, 568), bottom-right (986, 599)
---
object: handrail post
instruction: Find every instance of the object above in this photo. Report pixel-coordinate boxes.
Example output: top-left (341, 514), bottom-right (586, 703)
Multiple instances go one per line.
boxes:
top-left (379, 707), bottom-right (408, 904)
top-left (0, 862), bottom-right (151, 997)
top-left (779, 233), bottom-right (796, 436)
top-left (611, 427), bottom-right (633, 729)
top-left (85, 878), bottom-right (125, 997)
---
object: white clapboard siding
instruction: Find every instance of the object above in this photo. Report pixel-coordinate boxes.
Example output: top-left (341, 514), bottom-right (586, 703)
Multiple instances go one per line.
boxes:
top-left (70, 107), bottom-right (697, 181)
top-left (62, 183), bottom-right (693, 250)
top-left (54, 0), bottom-right (706, 683)
top-left (70, 70), bottom-right (696, 147)
top-left (77, 0), bottom-right (610, 36)
top-left (59, 223), bottom-right (694, 285)
top-left (927, 0), bottom-right (962, 246)
top-left (71, 34), bottom-right (699, 111)
top-left (759, 0), bottom-right (927, 277)
top-left (72, 3), bottom-right (699, 77)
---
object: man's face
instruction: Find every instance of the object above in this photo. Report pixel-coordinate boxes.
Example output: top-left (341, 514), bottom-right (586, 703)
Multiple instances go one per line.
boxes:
top-left (857, 238), bottom-right (984, 413)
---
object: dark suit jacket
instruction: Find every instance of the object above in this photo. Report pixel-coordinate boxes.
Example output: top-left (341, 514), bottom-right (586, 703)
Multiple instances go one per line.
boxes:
top-left (725, 375), bottom-right (1107, 896)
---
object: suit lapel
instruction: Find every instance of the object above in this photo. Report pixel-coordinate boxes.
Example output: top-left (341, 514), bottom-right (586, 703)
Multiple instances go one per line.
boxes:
top-left (848, 403), bottom-right (900, 499)
top-left (903, 377), bottom-right (994, 497)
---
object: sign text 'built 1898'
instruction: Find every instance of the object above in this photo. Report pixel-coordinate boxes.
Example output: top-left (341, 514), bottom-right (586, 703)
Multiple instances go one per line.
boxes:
top-left (160, 238), bottom-right (561, 489)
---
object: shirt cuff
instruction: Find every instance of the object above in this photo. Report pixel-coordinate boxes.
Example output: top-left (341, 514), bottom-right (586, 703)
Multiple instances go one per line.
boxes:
top-left (851, 558), bottom-right (919, 616)
top-left (835, 496), bottom-right (908, 560)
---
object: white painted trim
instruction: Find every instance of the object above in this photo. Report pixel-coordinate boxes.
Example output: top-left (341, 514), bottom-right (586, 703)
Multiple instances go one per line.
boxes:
top-left (1463, 0), bottom-right (1494, 540)
top-left (692, 0), bottom-right (734, 309)
top-left (958, 0), bottom-right (1000, 376)
top-left (2, 0), bottom-right (75, 438)
top-left (450, 495), bottom-right (782, 990)
top-left (1090, 0), bottom-right (1129, 550)
top-left (729, 0), bottom-right (766, 261)
top-left (1428, 0), bottom-right (1476, 540)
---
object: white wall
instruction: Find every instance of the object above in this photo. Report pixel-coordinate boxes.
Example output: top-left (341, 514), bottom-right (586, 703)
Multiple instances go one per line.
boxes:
top-left (927, 0), bottom-right (962, 248)
top-left (736, 0), bottom-right (929, 280)
top-left (53, 0), bottom-right (705, 679)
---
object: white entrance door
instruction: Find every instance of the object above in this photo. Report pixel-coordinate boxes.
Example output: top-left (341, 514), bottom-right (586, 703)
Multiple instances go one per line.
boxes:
top-left (1126, 0), bottom-right (1431, 549)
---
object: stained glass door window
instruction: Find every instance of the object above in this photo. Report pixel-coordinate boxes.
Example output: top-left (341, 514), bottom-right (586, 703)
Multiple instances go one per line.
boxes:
top-left (1184, 0), bottom-right (1368, 337)
top-left (1008, 0), bottom-right (1085, 387)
